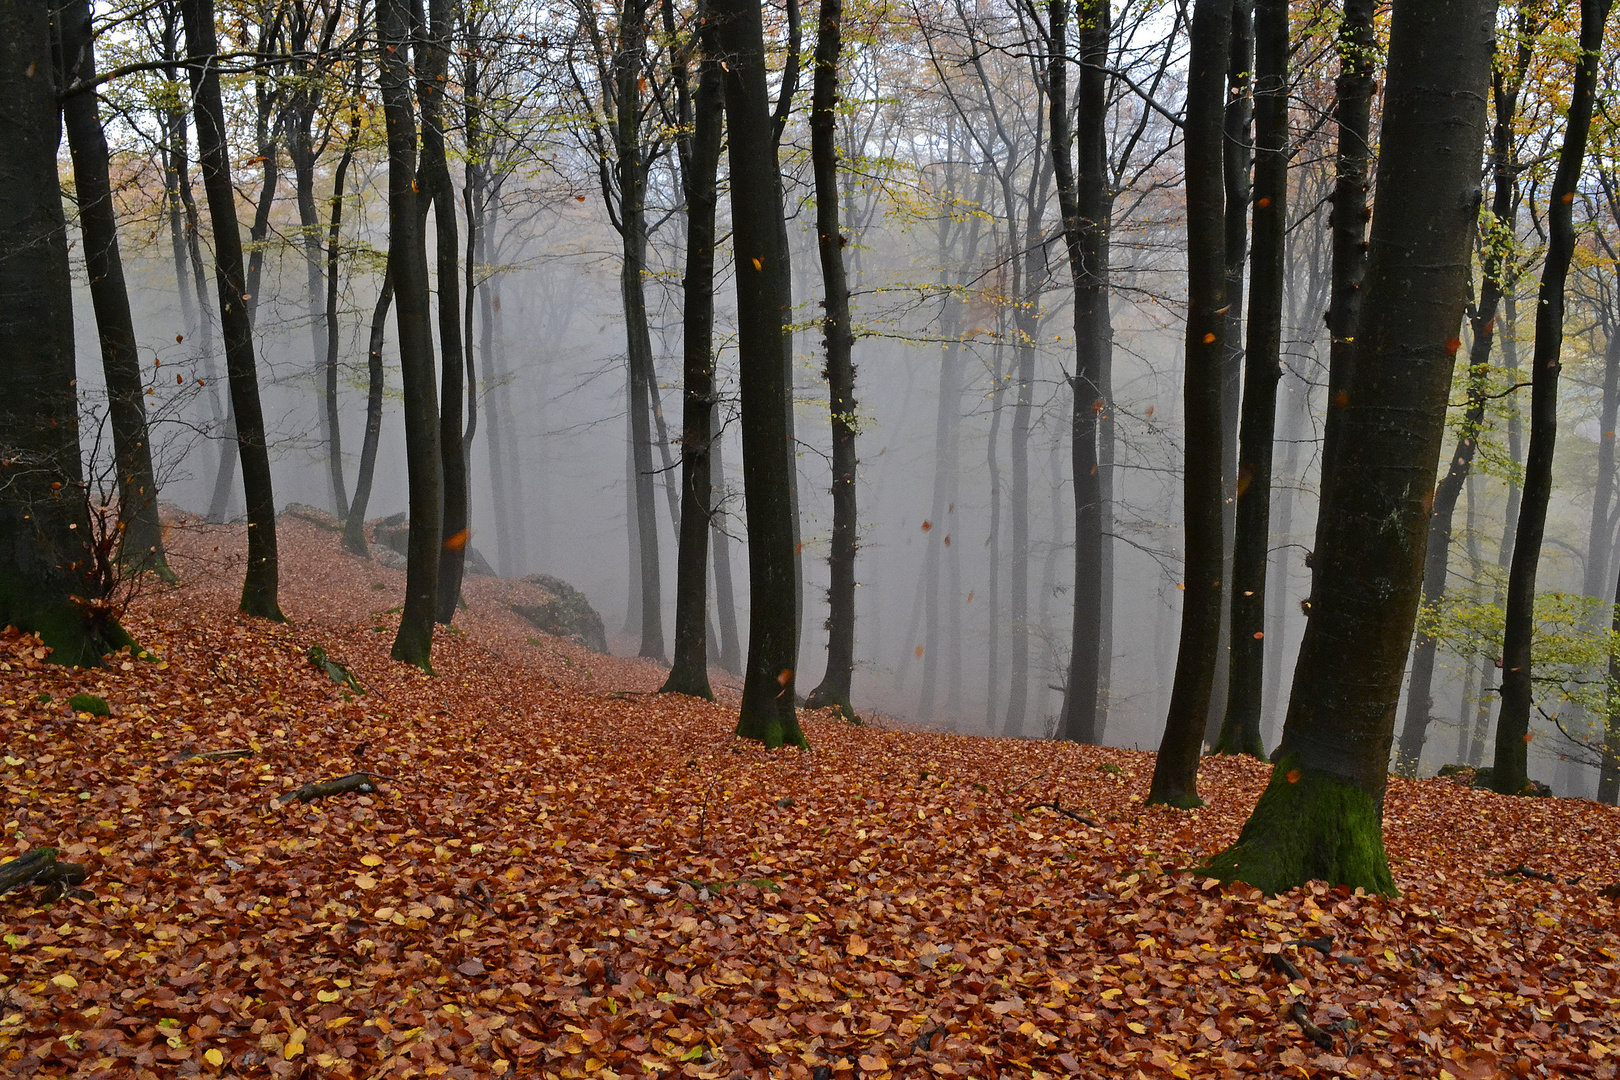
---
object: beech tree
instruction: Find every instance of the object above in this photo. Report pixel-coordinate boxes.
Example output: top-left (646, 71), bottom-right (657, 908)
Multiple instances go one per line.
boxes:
top-left (1147, 0), bottom-right (1229, 809)
top-left (1395, 12), bottom-right (1535, 776)
top-left (804, 0), bottom-right (860, 722)
top-left (183, 0), bottom-right (285, 622)
top-left (1494, 0), bottom-right (1614, 796)
top-left (380, 0), bottom-right (444, 670)
top-left (1205, 0), bottom-right (1495, 894)
top-left (714, 0), bottom-right (806, 749)
top-left (0, 0), bottom-right (134, 665)
top-left (662, 8), bottom-right (723, 701)
top-left (1210, 0), bottom-right (1285, 758)
top-left (58, 0), bottom-right (171, 581)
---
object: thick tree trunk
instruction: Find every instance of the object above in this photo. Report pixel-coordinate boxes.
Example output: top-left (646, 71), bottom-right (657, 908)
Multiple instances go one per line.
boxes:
top-left (1147, 0), bottom-right (1230, 808)
top-left (1204, 0), bottom-right (1495, 894)
top-left (1493, 0), bottom-right (1612, 796)
top-left (379, 0), bottom-right (442, 670)
top-left (987, 336), bottom-right (1006, 729)
top-left (58, 0), bottom-right (170, 580)
top-left (0, 0), bottom-right (131, 665)
top-left (663, 45), bottom-right (723, 701)
top-left (714, 0), bottom-right (806, 748)
top-left (804, 0), bottom-right (859, 720)
top-left (183, 0), bottom-right (284, 622)
top-left (1395, 33), bottom-right (1529, 776)
top-left (343, 274), bottom-right (392, 557)
top-left (418, 0), bottom-right (469, 626)
top-left (1051, 0), bottom-right (1109, 746)
top-left (1212, 0), bottom-right (1284, 759)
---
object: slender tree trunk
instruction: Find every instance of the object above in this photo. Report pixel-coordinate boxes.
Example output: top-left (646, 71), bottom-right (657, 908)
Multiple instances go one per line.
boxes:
top-left (343, 274), bottom-right (392, 557)
top-left (1148, 0), bottom-right (1230, 808)
top-left (1203, 0), bottom-right (1495, 894)
top-left (715, 0), bottom-right (806, 747)
top-left (0, 0), bottom-right (131, 665)
top-left (1213, 0), bottom-right (1284, 759)
top-left (323, 109), bottom-right (361, 526)
top-left (987, 332), bottom-right (1006, 729)
top-left (1318, 0), bottom-right (1375, 510)
top-left (1053, 0), bottom-right (1110, 746)
top-left (418, 0), bottom-right (469, 625)
top-left (710, 403), bottom-right (743, 674)
top-left (1585, 332), bottom-right (1620, 603)
top-left (1262, 366), bottom-right (1308, 746)
top-left (1493, 0), bottom-right (1612, 796)
top-left (380, 0), bottom-right (442, 670)
top-left (804, 0), bottom-right (859, 720)
top-left (183, 0), bottom-right (284, 622)
top-left (58, 0), bottom-right (170, 580)
top-left (1207, 0), bottom-right (1254, 746)
top-left (1395, 32), bottom-right (1530, 775)
top-left (662, 44), bottom-right (723, 700)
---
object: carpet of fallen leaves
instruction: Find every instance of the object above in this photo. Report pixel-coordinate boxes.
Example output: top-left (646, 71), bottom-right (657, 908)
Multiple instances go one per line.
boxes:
top-left (2, 515), bottom-right (1619, 1080)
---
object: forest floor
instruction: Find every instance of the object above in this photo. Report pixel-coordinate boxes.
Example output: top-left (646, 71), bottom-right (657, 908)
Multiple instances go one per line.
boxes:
top-left (1, 516), bottom-right (1619, 1080)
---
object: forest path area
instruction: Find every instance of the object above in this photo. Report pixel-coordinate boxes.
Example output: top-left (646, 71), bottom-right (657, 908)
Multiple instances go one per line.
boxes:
top-left (1, 519), bottom-right (1618, 1079)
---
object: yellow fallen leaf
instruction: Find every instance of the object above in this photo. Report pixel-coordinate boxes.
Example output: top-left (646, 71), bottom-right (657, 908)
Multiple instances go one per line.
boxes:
top-left (360, 854), bottom-right (383, 867)
top-left (284, 1040), bottom-right (304, 1059)
top-left (52, 974), bottom-right (78, 989)
top-left (846, 935), bottom-right (868, 957)
top-left (1126, 1022), bottom-right (1147, 1035)
top-left (204, 1048), bottom-right (224, 1067)
top-left (317, 990), bottom-right (341, 1003)
top-left (355, 874), bottom-right (378, 890)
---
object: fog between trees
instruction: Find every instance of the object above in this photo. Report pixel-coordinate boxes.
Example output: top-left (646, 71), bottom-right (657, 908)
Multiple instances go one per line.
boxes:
top-left (31, 0), bottom-right (1620, 805)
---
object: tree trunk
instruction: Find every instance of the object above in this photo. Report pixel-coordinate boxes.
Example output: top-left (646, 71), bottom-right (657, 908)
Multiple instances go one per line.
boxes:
top-left (0, 0), bottom-right (132, 665)
top-left (379, 0), bottom-right (442, 670)
top-left (804, 0), bottom-right (859, 720)
top-left (1051, 0), bottom-right (1109, 746)
top-left (418, 0), bottom-right (469, 626)
top-left (1493, 0), bottom-right (1612, 796)
top-left (1207, 0), bottom-right (1253, 746)
top-left (710, 402), bottom-right (743, 674)
top-left (714, 0), bottom-right (806, 748)
top-left (58, 0), bottom-right (170, 581)
top-left (987, 333), bottom-right (1006, 729)
top-left (1395, 29), bottom-right (1530, 776)
top-left (183, 0), bottom-right (284, 622)
top-left (1318, 0), bottom-right (1375, 513)
top-left (1212, 0), bottom-right (1283, 759)
top-left (1203, 0), bottom-right (1495, 894)
top-left (343, 274), bottom-right (392, 557)
top-left (1147, 0), bottom-right (1230, 808)
top-left (323, 109), bottom-right (361, 528)
top-left (662, 42), bottom-right (723, 701)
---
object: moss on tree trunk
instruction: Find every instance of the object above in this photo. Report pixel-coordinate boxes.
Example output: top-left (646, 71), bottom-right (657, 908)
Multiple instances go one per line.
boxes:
top-left (1201, 756), bottom-right (1395, 896)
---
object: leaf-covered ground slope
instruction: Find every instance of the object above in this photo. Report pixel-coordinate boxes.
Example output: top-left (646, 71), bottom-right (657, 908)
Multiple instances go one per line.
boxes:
top-left (2, 517), bottom-right (1618, 1079)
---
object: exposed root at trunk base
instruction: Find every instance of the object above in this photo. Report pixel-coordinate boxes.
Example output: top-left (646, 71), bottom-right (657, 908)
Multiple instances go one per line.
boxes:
top-left (1199, 755), bottom-right (1395, 896)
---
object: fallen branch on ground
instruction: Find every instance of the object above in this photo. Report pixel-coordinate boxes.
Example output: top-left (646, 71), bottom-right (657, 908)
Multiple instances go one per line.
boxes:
top-left (279, 772), bottom-right (389, 804)
top-left (1022, 799), bottom-right (1100, 827)
top-left (0, 847), bottom-right (87, 898)
top-left (176, 747), bottom-right (254, 763)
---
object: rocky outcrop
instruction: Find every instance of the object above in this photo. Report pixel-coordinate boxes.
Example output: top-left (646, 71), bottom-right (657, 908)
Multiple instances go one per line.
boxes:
top-left (280, 503), bottom-right (343, 532)
top-left (511, 575), bottom-right (609, 654)
top-left (369, 513), bottom-right (496, 576)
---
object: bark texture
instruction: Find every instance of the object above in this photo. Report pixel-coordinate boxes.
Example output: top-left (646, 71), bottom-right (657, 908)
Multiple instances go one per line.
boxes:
top-left (1493, 0), bottom-right (1613, 796)
top-left (1209, 0), bottom-right (1495, 893)
top-left (713, 0), bottom-right (806, 748)
top-left (183, 0), bottom-right (285, 622)
top-left (1148, 0), bottom-right (1230, 808)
